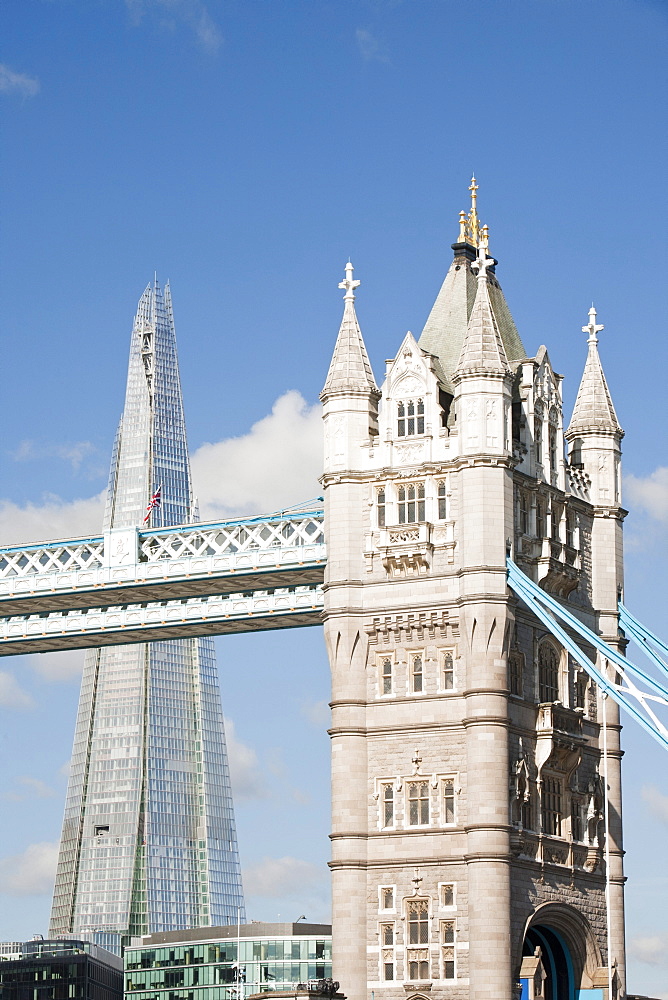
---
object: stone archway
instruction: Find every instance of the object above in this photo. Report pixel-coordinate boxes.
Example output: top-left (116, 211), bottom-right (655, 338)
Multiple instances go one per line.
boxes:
top-left (518, 902), bottom-right (603, 999)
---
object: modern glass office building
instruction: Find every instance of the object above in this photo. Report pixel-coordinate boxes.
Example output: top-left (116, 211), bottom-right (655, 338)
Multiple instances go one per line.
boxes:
top-left (0, 938), bottom-right (123, 1000)
top-left (124, 923), bottom-right (333, 1000)
top-left (49, 279), bottom-right (245, 953)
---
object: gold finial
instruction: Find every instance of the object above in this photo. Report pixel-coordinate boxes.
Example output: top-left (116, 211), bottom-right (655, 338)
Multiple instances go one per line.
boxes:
top-left (462, 174), bottom-right (479, 247)
top-left (480, 224), bottom-right (490, 252)
top-left (458, 210), bottom-right (467, 243)
top-left (469, 174), bottom-right (478, 211)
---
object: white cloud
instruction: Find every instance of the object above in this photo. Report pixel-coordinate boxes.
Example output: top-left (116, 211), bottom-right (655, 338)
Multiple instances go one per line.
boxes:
top-left (224, 717), bottom-right (265, 801)
top-left (355, 28), bottom-right (390, 63)
top-left (125, 0), bottom-right (223, 53)
top-left (29, 649), bottom-right (86, 683)
top-left (629, 932), bottom-right (668, 966)
top-left (12, 440), bottom-right (97, 473)
top-left (625, 467), bottom-right (668, 523)
top-left (0, 492), bottom-right (105, 546)
top-left (5, 776), bottom-right (56, 802)
top-left (243, 856), bottom-right (326, 900)
top-left (191, 391), bottom-right (322, 520)
top-left (642, 784), bottom-right (668, 825)
top-left (0, 671), bottom-right (34, 710)
top-left (0, 64), bottom-right (39, 98)
top-left (0, 842), bottom-right (59, 896)
top-left (0, 392), bottom-right (320, 546)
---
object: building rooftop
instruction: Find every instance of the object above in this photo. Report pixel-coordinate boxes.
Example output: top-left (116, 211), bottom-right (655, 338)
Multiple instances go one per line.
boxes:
top-left (128, 923), bottom-right (332, 948)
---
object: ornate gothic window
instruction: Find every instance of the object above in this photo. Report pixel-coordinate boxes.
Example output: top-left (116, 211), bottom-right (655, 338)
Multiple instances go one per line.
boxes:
top-left (538, 642), bottom-right (560, 703)
top-left (377, 488), bottom-right (386, 528)
top-left (411, 653), bottom-right (423, 693)
top-left (398, 399), bottom-right (425, 437)
top-left (381, 923), bottom-right (395, 982)
top-left (440, 921), bottom-right (456, 980)
top-left (437, 481), bottom-right (447, 520)
top-left (408, 781), bottom-right (430, 825)
top-left (551, 503), bottom-right (562, 542)
top-left (571, 798), bottom-right (584, 842)
top-left (407, 899), bottom-right (429, 944)
top-left (566, 511), bottom-right (575, 548)
top-left (398, 482), bottom-right (425, 524)
top-left (442, 651), bottom-right (454, 691)
top-left (382, 784), bottom-right (394, 828)
top-left (442, 779), bottom-right (456, 825)
top-left (380, 886), bottom-right (395, 910)
top-left (536, 499), bottom-right (545, 538)
top-left (541, 775), bottom-right (562, 836)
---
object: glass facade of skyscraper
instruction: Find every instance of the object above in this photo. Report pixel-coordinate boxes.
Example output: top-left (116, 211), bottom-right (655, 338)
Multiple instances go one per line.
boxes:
top-left (49, 280), bottom-right (245, 953)
top-left (124, 924), bottom-right (333, 1000)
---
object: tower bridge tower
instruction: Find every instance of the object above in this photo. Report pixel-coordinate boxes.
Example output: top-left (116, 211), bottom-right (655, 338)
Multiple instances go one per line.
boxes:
top-left (321, 185), bottom-right (625, 1000)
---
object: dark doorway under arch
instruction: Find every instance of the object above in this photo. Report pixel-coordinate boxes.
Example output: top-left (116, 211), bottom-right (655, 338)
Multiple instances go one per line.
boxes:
top-left (523, 925), bottom-right (574, 1000)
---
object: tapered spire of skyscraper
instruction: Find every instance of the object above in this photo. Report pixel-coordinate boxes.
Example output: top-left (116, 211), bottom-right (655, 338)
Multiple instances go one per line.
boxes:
top-left (50, 279), bottom-right (245, 953)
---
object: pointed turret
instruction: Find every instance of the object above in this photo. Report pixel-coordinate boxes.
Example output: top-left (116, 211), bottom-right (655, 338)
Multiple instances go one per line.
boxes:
top-left (567, 306), bottom-right (623, 437)
top-left (321, 262), bottom-right (378, 399)
top-left (454, 242), bottom-right (511, 378)
top-left (419, 177), bottom-right (525, 390)
top-left (566, 306), bottom-right (623, 508)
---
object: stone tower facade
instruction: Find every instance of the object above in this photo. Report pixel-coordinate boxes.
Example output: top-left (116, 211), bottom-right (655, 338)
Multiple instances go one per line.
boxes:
top-left (321, 187), bottom-right (626, 1000)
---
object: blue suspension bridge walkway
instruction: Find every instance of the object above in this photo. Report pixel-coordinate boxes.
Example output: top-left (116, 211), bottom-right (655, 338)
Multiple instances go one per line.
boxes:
top-left (1, 507), bottom-right (667, 753)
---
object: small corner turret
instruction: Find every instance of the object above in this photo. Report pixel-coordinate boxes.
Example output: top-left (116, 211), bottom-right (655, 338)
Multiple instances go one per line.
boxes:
top-left (566, 306), bottom-right (623, 508)
top-left (321, 262), bottom-right (380, 477)
top-left (321, 261), bottom-right (379, 402)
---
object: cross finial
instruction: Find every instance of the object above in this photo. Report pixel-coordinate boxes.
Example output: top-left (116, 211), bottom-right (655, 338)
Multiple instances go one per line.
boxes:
top-left (339, 260), bottom-right (360, 301)
top-left (411, 868), bottom-right (423, 894)
top-left (471, 242), bottom-right (493, 280)
top-left (582, 305), bottom-right (604, 344)
top-left (411, 748), bottom-right (422, 773)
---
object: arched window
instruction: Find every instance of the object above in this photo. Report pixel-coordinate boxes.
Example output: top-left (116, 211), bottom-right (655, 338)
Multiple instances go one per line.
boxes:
top-left (406, 900), bottom-right (430, 980)
top-left (381, 657), bottom-right (392, 695)
top-left (538, 642), bottom-right (560, 703)
top-left (397, 399), bottom-right (425, 437)
top-left (382, 784), bottom-right (394, 828)
top-left (377, 488), bottom-right (386, 528)
top-left (411, 654), bottom-right (423, 693)
top-left (398, 483), bottom-right (425, 524)
top-left (541, 775), bottom-right (562, 836)
top-left (437, 481), bottom-right (447, 520)
top-left (442, 651), bottom-right (454, 691)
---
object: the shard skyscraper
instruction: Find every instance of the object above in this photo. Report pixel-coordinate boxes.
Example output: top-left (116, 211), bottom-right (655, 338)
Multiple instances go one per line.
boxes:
top-left (50, 279), bottom-right (245, 953)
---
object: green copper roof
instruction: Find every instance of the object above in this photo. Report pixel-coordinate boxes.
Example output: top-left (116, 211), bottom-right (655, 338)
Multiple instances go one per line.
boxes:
top-left (418, 250), bottom-right (526, 392)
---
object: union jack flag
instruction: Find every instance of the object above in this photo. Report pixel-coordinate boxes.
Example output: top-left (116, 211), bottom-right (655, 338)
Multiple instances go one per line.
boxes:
top-left (143, 484), bottom-right (162, 524)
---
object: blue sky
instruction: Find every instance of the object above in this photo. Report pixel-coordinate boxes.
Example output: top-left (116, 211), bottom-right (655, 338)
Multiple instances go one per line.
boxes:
top-left (1, 0), bottom-right (667, 993)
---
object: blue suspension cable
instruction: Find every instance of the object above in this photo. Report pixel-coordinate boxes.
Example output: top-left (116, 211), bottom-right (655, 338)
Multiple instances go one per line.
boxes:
top-left (506, 558), bottom-right (668, 753)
